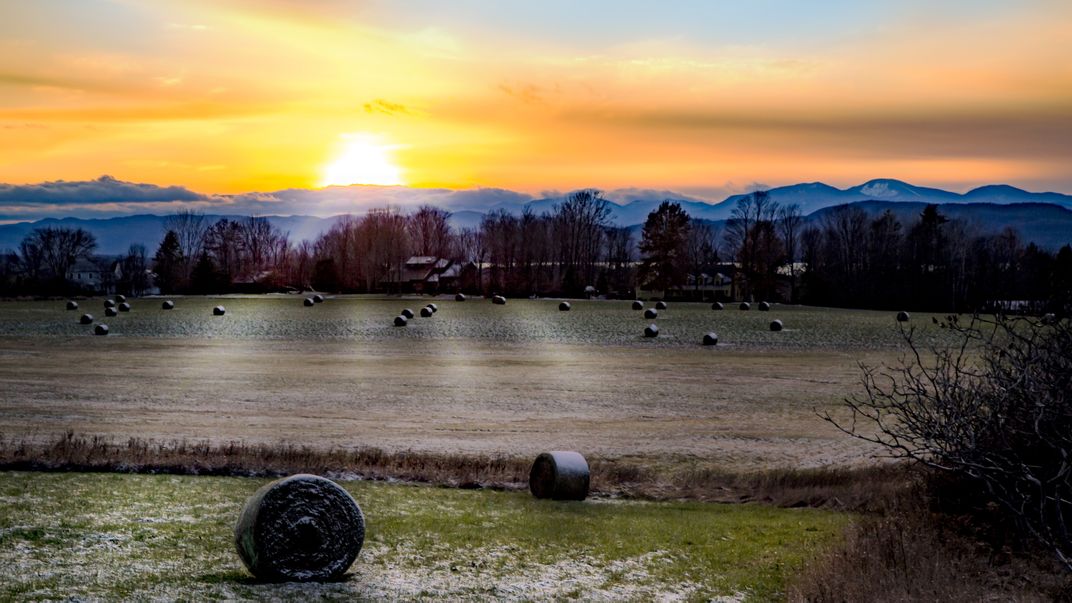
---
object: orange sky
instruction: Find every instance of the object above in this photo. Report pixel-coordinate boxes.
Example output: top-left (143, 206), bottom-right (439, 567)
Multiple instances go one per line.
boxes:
top-left (1, 0), bottom-right (1071, 197)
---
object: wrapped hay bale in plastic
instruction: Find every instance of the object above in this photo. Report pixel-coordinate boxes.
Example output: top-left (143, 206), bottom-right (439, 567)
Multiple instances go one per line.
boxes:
top-left (312, 294), bottom-right (325, 304)
top-left (644, 309), bottom-right (658, 320)
top-left (644, 324), bottom-right (659, 338)
top-left (455, 293), bottom-right (466, 302)
top-left (213, 306), bottom-right (226, 316)
top-left (655, 301), bottom-right (667, 310)
top-left (162, 300), bottom-right (175, 310)
top-left (529, 452), bottom-right (590, 501)
top-left (79, 313), bottom-right (94, 325)
top-left (428, 303), bottom-right (438, 313)
top-left (115, 294), bottom-right (127, 304)
top-left (104, 299), bottom-right (116, 309)
top-left (492, 295), bottom-right (506, 305)
top-left (105, 307), bottom-right (118, 317)
top-left (711, 302), bottom-right (724, 311)
top-left (896, 311), bottom-right (910, 322)
top-left (758, 301), bottom-right (771, 311)
top-left (394, 315), bottom-right (408, 327)
top-left (94, 324), bottom-right (109, 335)
top-left (401, 308), bottom-right (414, 319)
top-left (118, 302), bottom-right (131, 312)
top-left (770, 319), bottom-right (784, 332)
top-left (631, 300), bottom-right (644, 311)
top-left (559, 301), bottom-right (571, 311)
top-left (66, 301), bottom-right (78, 310)
top-left (234, 474), bottom-right (365, 582)
top-left (304, 298), bottom-right (315, 307)
top-left (703, 332), bottom-right (719, 346)
top-left (420, 306), bottom-right (433, 318)
top-left (739, 302), bottom-right (750, 311)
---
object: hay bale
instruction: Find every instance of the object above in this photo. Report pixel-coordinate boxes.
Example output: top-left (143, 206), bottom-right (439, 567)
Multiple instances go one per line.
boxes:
top-left (213, 306), bottom-right (226, 316)
top-left (711, 302), bottom-right (724, 311)
top-left (234, 474), bottom-right (365, 582)
top-left (528, 452), bottom-right (590, 501)
top-left (66, 301), bottom-right (78, 310)
top-left (770, 319), bottom-right (783, 332)
top-left (118, 302), bottom-right (131, 312)
top-left (428, 303), bottom-right (438, 313)
top-left (644, 323), bottom-right (659, 338)
top-left (420, 307), bottom-right (433, 318)
top-left (739, 302), bottom-right (750, 311)
top-left (655, 301), bottom-right (667, 310)
top-left (94, 324), bottom-right (109, 336)
top-left (105, 307), bottom-right (118, 317)
top-left (703, 332), bottom-right (719, 346)
top-left (79, 313), bottom-right (94, 325)
top-left (632, 300), bottom-right (644, 310)
top-left (401, 308), bottom-right (414, 319)
top-left (312, 294), bottom-right (325, 304)
top-left (394, 315), bottom-right (408, 327)
top-left (455, 293), bottom-right (466, 302)
top-left (559, 301), bottom-right (571, 311)
top-left (758, 301), bottom-right (771, 311)
top-left (162, 300), bottom-right (175, 310)
top-left (116, 294), bottom-right (127, 303)
top-left (492, 295), bottom-right (506, 305)
top-left (104, 299), bottom-right (116, 309)
top-left (896, 311), bottom-right (910, 322)
top-left (304, 298), bottom-right (315, 307)
top-left (644, 308), bottom-right (658, 319)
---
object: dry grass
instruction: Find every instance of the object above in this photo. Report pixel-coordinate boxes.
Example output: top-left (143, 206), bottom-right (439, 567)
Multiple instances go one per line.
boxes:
top-left (0, 431), bottom-right (905, 510)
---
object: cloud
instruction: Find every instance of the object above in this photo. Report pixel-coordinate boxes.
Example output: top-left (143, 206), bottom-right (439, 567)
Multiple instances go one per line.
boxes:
top-left (0, 175), bottom-right (205, 206)
top-left (362, 99), bottom-right (414, 116)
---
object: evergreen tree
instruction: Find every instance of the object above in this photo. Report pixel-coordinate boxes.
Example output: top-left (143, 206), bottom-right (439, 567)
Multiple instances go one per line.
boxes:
top-left (152, 230), bottom-right (184, 294)
top-left (189, 251), bottom-right (221, 294)
top-left (638, 201), bottom-right (691, 293)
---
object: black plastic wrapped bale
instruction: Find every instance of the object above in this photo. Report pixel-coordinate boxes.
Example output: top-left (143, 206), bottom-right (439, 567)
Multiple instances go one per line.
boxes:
top-left (94, 324), bottom-right (109, 336)
top-left (104, 299), bottom-right (116, 308)
top-left (304, 298), bottom-right (315, 307)
top-left (420, 307), bottom-right (433, 318)
top-left (66, 301), bottom-right (78, 310)
top-left (394, 315), bottom-right (407, 327)
top-left (758, 301), bottom-right (771, 311)
top-left (631, 300), bottom-right (644, 310)
top-left (116, 294), bottom-right (127, 303)
top-left (79, 313), bottom-right (94, 325)
top-left (655, 301), bottom-right (667, 310)
top-left (739, 302), bottom-right (750, 311)
top-left (401, 308), bottom-right (414, 319)
top-left (644, 323), bottom-right (659, 338)
top-left (234, 474), bottom-right (365, 582)
top-left (213, 306), bottom-right (226, 316)
top-left (644, 308), bottom-right (658, 319)
top-left (118, 302), bottom-right (131, 312)
top-left (428, 303), bottom-right (438, 313)
top-left (455, 293), bottom-right (466, 302)
top-left (703, 332), bottom-right (719, 346)
top-left (105, 307), bottom-right (118, 317)
top-left (559, 301), bottom-right (571, 311)
top-left (162, 300), bottom-right (175, 310)
top-left (770, 319), bottom-right (784, 332)
top-left (711, 302), bottom-right (724, 311)
top-left (528, 452), bottom-right (590, 501)
top-left (896, 311), bottom-right (910, 322)
top-left (492, 295), bottom-right (506, 305)
top-left (313, 294), bottom-right (325, 304)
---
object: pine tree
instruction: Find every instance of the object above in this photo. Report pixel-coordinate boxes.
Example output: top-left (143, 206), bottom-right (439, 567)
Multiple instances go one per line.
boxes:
top-left (152, 230), bottom-right (184, 294)
top-left (638, 201), bottom-right (691, 293)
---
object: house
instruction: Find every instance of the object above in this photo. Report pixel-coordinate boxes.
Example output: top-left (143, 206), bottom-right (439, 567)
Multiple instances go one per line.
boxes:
top-left (67, 257), bottom-right (120, 294)
top-left (384, 256), bottom-right (477, 294)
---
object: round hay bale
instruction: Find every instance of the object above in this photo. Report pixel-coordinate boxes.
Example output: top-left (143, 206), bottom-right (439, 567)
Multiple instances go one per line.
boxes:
top-left (393, 315), bottom-right (408, 327)
top-left (104, 299), bottom-right (116, 309)
top-left (94, 324), bottom-right (109, 336)
top-left (758, 301), bottom-right (771, 311)
top-left (711, 302), bottom-right (724, 311)
top-left (655, 301), bottom-right (667, 310)
top-left (105, 307), bottom-right (118, 317)
top-left (116, 294), bottom-right (127, 303)
top-left (644, 308), bottom-right (658, 319)
top-left (644, 323), bottom-right (659, 338)
top-left (234, 474), bottom-right (365, 582)
top-left (1041, 313), bottom-right (1057, 325)
top-left (492, 295), bottom-right (506, 305)
top-left (770, 319), bottom-right (784, 332)
top-left (528, 452), bottom-right (590, 501)
top-left (66, 300), bottom-right (78, 310)
top-left (313, 294), bottom-right (325, 304)
top-left (79, 313), bottom-right (94, 325)
top-left (162, 300), bottom-right (175, 310)
top-left (896, 311), bottom-right (910, 322)
top-left (304, 298), bottom-right (315, 307)
top-left (703, 332), bottom-right (719, 346)
top-left (631, 300), bottom-right (644, 311)
top-left (118, 302), bottom-right (131, 312)
top-left (420, 306), bottom-right (433, 318)
top-left (739, 302), bottom-right (751, 311)
top-left (428, 303), bottom-right (438, 313)
top-left (401, 308), bottom-right (414, 319)
top-left (213, 306), bottom-right (226, 316)
top-left (559, 301), bottom-right (571, 311)
top-left (455, 293), bottom-right (466, 302)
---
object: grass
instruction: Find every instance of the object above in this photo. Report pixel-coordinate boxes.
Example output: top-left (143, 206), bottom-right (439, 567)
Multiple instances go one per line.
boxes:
top-left (0, 471), bottom-right (849, 601)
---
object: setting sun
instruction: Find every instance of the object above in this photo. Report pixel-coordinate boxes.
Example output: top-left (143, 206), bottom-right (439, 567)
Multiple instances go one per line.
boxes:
top-left (319, 134), bottom-right (404, 187)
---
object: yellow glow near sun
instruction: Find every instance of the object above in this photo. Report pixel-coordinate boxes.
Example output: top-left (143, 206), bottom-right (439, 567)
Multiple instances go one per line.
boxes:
top-left (319, 133), bottom-right (404, 187)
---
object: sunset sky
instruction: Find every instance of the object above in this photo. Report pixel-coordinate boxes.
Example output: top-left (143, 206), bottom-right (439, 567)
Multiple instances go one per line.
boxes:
top-left (1, 0), bottom-right (1071, 200)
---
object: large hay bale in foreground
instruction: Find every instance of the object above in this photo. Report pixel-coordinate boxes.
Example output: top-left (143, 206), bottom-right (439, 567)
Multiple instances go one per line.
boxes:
top-left (711, 302), bottom-right (724, 311)
top-left (644, 308), bottom-right (658, 319)
top-left (655, 301), bottom-right (667, 310)
top-left (420, 307), bottom-right (433, 318)
top-left (79, 313), bottom-right (94, 325)
top-left (118, 302), bottom-right (131, 312)
top-left (104, 299), bottom-right (116, 309)
top-left (770, 319), bottom-right (783, 332)
top-left (105, 307), bottom-right (118, 317)
top-left (234, 474), bottom-right (365, 582)
top-left (312, 294), bottom-right (324, 304)
top-left (703, 332), bottom-right (719, 346)
top-left (401, 308), bottom-right (414, 319)
top-left (393, 315), bottom-right (408, 327)
top-left (115, 294), bottom-right (127, 303)
top-left (162, 300), bottom-right (175, 310)
top-left (559, 301), bottom-right (571, 311)
top-left (758, 301), bottom-right (771, 311)
top-left (94, 324), bottom-right (109, 336)
top-left (631, 300), bottom-right (644, 311)
top-left (66, 301), bottom-right (78, 310)
top-left (896, 311), bottom-right (910, 322)
top-left (739, 302), bottom-right (750, 311)
top-left (529, 452), bottom-right (590, 501)
top-left (213, 306), bottom-right (226, 316)
top-left (492, 295), bottom-right (506, 305)
top-left (644, 323), bottom-right (659, 338)
top-left (304, 298), bottom-right (315, 307)
top-left (455, 293), bottom-right (466, 302)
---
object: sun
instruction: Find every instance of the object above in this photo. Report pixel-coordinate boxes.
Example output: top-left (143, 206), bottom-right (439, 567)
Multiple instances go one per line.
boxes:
top-left (319, 133), bottom-right (404, 187)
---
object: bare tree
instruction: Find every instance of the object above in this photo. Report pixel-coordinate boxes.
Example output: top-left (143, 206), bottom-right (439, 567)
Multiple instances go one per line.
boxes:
top-left (19, 227), bottom-right (97, 284)
top-left (777, 203), bottom-right (804, 303)
top-left (407, 205), bottom-right (453, 258)
top-left (164, 210), bottom-right (209, 281)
